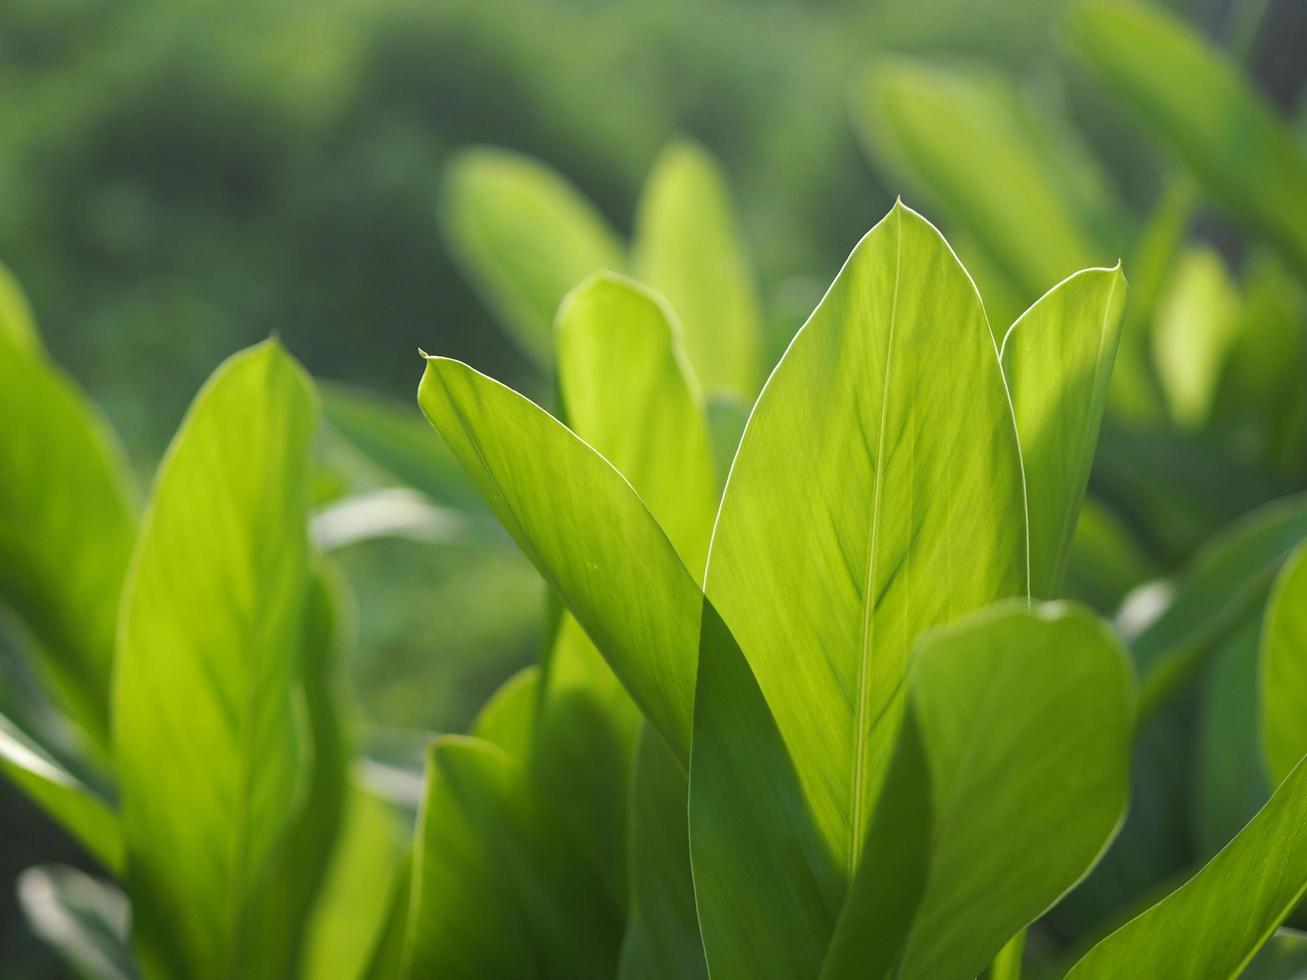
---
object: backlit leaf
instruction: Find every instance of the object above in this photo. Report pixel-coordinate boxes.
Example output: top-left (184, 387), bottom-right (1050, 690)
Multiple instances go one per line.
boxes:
top-left (1261, 541), bottom-right (1307, 785)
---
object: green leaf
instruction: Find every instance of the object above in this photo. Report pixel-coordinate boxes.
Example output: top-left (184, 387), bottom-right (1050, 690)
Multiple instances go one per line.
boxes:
top-left (417, 355), bottom-right (701, 763)
top-left (440, 147), bottom-right (624, 363)
top-left (1133, 494), bottom-right (1307, 722)
top-left (702, 200), bottom-right (1027, 877)
top-left (851, 59), bottom-right (1118, 311)
top-left (1064, 751), bottom-right (1307, 978)
top-left (1152, 247), bottom-right (1242, 428)
top-left (0, 330), bottom-right (138, 749)
top-left (1261, 541), bottom-right (1307, 785)
top-left (1063, 498), bottom-right (1160, 612)
top-left (875, 603), bottom-right (1134, 980)
top-left (1243, 929), bottom-right (1307, 980)
top-left (616, 725), bottom-right (708, 980)
top-left (1001, 265), bottom-right (1127, 596)
top-left (0, 258), bottom-right (40, 353)
top-left (1070, 0), bottom-right (1307, 280)
top-left (17, 865), bottom-right (133, 980)
top-left (113, 340), bottom-right (317, 980)
top-left (633, 140), bottom-right (762, 396)
top-left (0, 713), bottom-right (121, 872)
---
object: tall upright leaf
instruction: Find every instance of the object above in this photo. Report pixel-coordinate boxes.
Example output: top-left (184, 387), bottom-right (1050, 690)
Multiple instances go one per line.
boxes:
top-left (0, 328), bottom-right (137, 748)
top-left (1261, 541), bottom-right (1307, 785)
top-left (441, 147), bottom-right (624, 363)
top-left (633, 141), bottom-right (762, 396)
top-left (1070, 0), bottom-right (1307, 280)
top-left (114, 340), bottom-right (317, 980)
top-left (1001, 265), bottom-right (1127, 596)
top-left (1065, 752), bottom-right (1307, 978)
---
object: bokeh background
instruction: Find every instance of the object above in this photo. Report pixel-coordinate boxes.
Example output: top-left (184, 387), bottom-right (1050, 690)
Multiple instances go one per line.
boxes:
top-left (2, 0), bottom-right (1305, 973)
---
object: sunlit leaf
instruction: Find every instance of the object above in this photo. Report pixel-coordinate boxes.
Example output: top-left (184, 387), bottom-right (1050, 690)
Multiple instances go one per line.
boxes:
top-left (1261, 541), bottom-right (1307, 785)
top-left (113, 340), bottom-right (317, 980)
top-left (0, 258), bottom-right (40, 354)
top-left (633, 140), bottom-right (762, 396)
top-left (440, 147), bottom-right (624, 363)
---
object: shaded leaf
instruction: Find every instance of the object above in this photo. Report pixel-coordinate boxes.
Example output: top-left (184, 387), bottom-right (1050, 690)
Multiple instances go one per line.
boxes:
top-left (17, 865), bottom-right (133, 980)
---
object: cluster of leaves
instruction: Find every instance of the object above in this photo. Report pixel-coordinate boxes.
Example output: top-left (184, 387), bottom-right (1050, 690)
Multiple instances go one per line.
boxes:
top-left (3, 2), bottom-right (1307, 978)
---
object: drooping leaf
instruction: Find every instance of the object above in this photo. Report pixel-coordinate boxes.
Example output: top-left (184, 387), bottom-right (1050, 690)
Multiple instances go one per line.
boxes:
top-left (440, 146), bottom-right (624, 363)
top-left (633, 140), bottom-right (762, 396)
top-left (1152, 247), bottom-right (1242, 429)
top-left (0, 712), bottom-right (121, 872)
top-left (0, 329), bottom-right (138, 749)
top-left (1001, 265), bottom-right (1127, 596)
top-left (1064, 751), bottom-right (1307, 978)
top-left (1070, 0), bottom-right (1307, 280)
top-left (17, 865), bottom-right (133, 980)
top-left (0, 258), bottom-right (40, 353)
top-left (417, 355), bottom-right (701, 762)
top-left (113, 340), bottom-right (317, 980)
top-left (1132, 494), bottom-right (1307, 721)
top-left (873, 604), bottom-right (1133, 980)
top-left (1261, 541), bottom-right (1307, 785)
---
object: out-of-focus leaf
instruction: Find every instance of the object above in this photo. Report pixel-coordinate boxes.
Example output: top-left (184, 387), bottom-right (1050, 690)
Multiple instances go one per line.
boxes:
top-left (303, 786), bottom-right (406, 980)
top-left (1070, 0), bottom-right (1307, 280)
top-left (1132, 494), bottom-right (1307, 721)
top-left (706, 392), bottom-right (750, 491)
top-left (312, 488), bottom-right (481, 550)
top-left (1064, 752), bottom-right (1307, 978)
top-left (1262, 541), bottom-right (1307, 785)
top-left (1152, 247), bottom-right (1241, 428)
top-left (852, 59), bottom-right (1119, 311)
top-left (0, 329), bottom-right (137, 749)
top-left (616, 725), bottom-right (708, 980)
top-left (0, 258), bottom-right (40, 353)
top-left (360, 859), bottom-right (410, 980)
top-left (1195, 612), bottom-right (1268, 857)
top-left (417, 355), bottom-right (702, 762)
top-left (827, 604), bottom-right (1134, 980)
top-left (1001, 265), bottom-right (1127, 595)
top-left (692, 202), bottom-right (1028, 977)
top-left (633, 140), bottom-right (761, 396)
top-left (113, 340), bottom-right (316, 980)
top-left (1064, 498), bottom-right (1160, 612)
top-left (17, 865), bottom-right (133, 980)
top-left (440, 147), bottom-right (624, 363)
top-left (0, 712), bottom-right (121, 872)
top-left (1243, 929), bottom-right (1307, 980)
top-left (402, 733), bottom-right (621, 980)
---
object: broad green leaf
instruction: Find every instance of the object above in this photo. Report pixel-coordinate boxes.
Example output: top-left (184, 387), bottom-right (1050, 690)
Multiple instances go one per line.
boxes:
top-left (0, 258), bottom-right (40, 353)
top-left (417, 355), bottom-right (701, 762)
top-left (303, 786), bottom-right (406, 980)
top-left (1132, 494), bottom-right (1307, 721)
top-left (17, 865), bottom-right (133, 980)
top-left (113, 340), bottom-right (316, 980)
top-left (852, 59), bottom-right (1118, 310)
top-left (633, 140), bottom-right (761, 396)
top-left (1152, 247), bottom-right (1241, 428)
top-left (703, 200), bottom-right (1027, 875)
top-left (1064, 751), bottom-right (1307, 978)
top-left (0, 713), bottom-right (121, 872)
top-left (402, 734), bottom-right (621, 980)
top-left (884, 604), bottom-right (1133, 980)
top-left (1001, 265), bottom-right (1127, 595)
top-left (616, 725), bottom-right (708, 980)
top-left (440, 147), bottom-right (624, 363)
top-left (1243, 929), bottom-right (1307, 980)
top-left (0, 330), bottom-right (137, 748)
top-left (1261, 541), bottom-right (1307, 785)
top-left (1070, 0), bottom-right (1307, 279)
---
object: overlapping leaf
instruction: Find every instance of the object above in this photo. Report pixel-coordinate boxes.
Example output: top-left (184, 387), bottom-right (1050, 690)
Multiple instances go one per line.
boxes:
top-left (1261, 542), bottom-right (1307, 785)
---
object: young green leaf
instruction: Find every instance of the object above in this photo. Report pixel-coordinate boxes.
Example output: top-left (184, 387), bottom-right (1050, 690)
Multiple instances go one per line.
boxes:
top-left (440, 147), bottom-right (624, 363)
top-left (869, 604), bottom-right (1134, 980)
top-left (633, 140), bottom-right (762, 396)
top-left (0, 713), bottom-right (121, 872)
top-left (1070, 0), bottom-right (1307, 280)
top-left (417, 355), bottom-right (701, 762)
top-left (1064, 751), bottom-right (1307, 978)
top-left (1261, 541), bottom-right (1307, 786)
top-left (113, 340), bottom-right (317, 980)
top-left (1001, 265), bottom-right (1127, 596)
top-left (0, 329), bottom-right (138, 749)
top-left (0, 258), bottom-right (40, 353)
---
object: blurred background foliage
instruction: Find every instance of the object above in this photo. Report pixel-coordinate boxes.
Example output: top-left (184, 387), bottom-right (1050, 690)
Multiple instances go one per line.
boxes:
top-left (2, 0), bottom-right (1306, 973)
